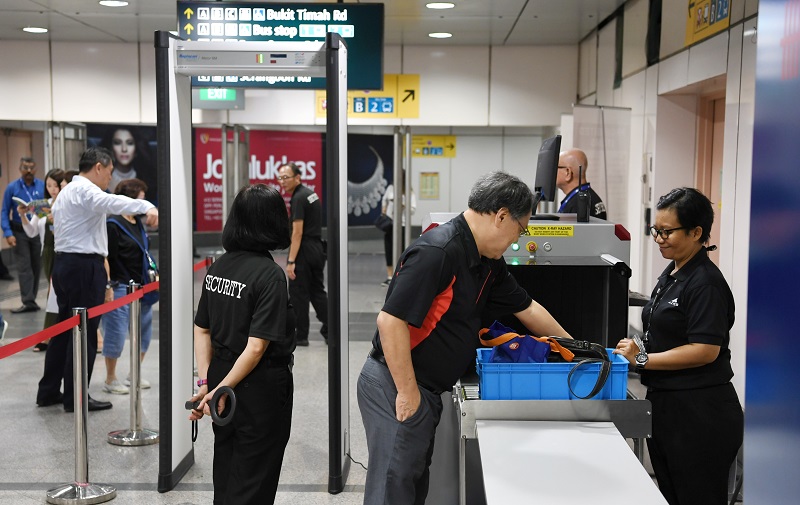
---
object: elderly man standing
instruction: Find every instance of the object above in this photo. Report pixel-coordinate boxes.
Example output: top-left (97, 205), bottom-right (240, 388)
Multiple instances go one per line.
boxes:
top-left (36, 147), bottom-right (158, 413)
top-left (1, 157), bottom-right (45, 313)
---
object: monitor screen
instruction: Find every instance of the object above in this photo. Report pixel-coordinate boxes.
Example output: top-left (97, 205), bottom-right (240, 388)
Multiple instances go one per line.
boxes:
top-left (533, 134), bottom-right (562, 203)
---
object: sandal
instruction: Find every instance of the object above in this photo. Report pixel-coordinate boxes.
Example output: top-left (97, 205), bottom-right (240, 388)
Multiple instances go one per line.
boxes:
top-left (33, 342), bottom-right (48, 352)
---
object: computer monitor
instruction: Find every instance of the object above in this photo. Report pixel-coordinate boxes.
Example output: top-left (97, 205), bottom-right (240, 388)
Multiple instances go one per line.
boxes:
top-left (534, 134), bottom-right (562, 203)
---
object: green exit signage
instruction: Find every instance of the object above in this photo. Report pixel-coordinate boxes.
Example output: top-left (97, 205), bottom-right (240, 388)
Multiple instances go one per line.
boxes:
top-left (177, 1), bottom-right (384, 90)
top-left (191, 88), bottom-right (245, 110)
top-left (199, 88), bottom-right (237, 101)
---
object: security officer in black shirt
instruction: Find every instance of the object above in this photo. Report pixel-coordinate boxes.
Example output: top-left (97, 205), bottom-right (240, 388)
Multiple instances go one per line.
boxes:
top-left (556, 148), bottom-right (607, 219)
top-left (615, 188), bottom-right (743, 505)
top-left (189, 184), bottom-right (296, 505)
top-left (277, 162), bottom-right (328, 346)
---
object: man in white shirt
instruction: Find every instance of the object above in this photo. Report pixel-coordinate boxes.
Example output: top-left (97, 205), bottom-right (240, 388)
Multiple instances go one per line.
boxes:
top-left (36, 147), bottom-right (158, 413)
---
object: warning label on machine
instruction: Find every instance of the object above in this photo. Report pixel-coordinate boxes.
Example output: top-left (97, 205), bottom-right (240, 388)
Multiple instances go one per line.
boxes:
top-left (529, 225), bottom-right (574, 237)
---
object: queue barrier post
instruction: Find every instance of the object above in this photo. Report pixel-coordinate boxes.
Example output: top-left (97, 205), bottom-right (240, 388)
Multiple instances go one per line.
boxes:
top-left (108, 282), bottom-right (159, 446)
top-left (46, 308), bottom-right (117, 504)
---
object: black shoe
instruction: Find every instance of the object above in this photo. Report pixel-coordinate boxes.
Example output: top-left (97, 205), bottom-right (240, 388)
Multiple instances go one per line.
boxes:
top-left (37, 393), bottom-right (64, 407)
top-left (296, 339), bottom-right (309, 347)
top-left (64, 397), bottom-right (113, 413)
top-left (11, 304), bottom-right (39, 314)
top-left (0, 273), bottom-right (13, 281)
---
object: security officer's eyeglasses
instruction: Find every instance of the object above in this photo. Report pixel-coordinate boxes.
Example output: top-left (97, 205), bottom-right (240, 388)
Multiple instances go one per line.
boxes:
top-left (648, 226), bottom-right (688, 240)
top-left (516, 217), bottom-right (530, 237)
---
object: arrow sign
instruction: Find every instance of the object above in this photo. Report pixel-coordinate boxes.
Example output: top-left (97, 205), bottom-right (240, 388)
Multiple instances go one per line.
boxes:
top-left (688, 1), bottom-right (694, 17)
top-left (446, 143), bottom-right (454, 150)
top-left (184, 7), bottom-right (194, 19)
top-left (184, 23), bottom-right (194, 35)
top-left (402, 89), bottom-right (415, 102)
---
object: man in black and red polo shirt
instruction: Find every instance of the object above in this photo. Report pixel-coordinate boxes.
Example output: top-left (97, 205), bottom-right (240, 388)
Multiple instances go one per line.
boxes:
top-left (357, 171), bottom-right (572, 505)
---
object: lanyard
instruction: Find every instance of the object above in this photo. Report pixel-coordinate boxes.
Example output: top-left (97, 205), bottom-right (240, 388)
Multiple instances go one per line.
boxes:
top-left (20, 179), bottom-right (40, 202)
top-left (557, 184), bottom-right (591, 212)
top-left (644, 276), bottom-right (678, 343)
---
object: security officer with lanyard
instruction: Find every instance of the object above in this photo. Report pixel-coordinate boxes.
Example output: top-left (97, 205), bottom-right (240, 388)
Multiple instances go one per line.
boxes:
top-left (556, 148), bottom-right (607, 219)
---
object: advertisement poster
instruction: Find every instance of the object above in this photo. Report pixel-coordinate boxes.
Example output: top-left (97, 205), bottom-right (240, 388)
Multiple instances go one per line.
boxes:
top-left (347, 134), bottom-right (394, 227)
top-left (194, 129), bottom-right (323, 232)
top-left (86, 124), bottom-right (159, 204)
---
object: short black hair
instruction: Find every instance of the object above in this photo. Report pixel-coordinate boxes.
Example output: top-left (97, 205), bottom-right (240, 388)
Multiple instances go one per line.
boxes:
top-left (78, 147), bottom-right (113, 173)
top-left (467, 171), bottom-right (534, 220)
top-left (279, 162), bottom-right (301, 176)
top-left (20, 156), bottom-right (35, 165)
top-left (222, 184), bottom-right (291, 253)
top-left (656, 187), bottom-right (714, 243)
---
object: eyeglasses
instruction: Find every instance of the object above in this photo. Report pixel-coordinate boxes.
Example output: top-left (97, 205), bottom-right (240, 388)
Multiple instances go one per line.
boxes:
top-left (648, 226), bottom-right (689, 240)
top-left (516, 217), bottom-right (530, 237)
top-left (20, 165), bottom-right (36, 172)
top-left (277, 175), bottom-right (296, 181)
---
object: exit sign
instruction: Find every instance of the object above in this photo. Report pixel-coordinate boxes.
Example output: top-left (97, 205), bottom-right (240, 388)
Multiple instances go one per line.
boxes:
top-left (191, 88), bottom-right (245, 110)
top-left (200, 88), bottom-right (237, 100)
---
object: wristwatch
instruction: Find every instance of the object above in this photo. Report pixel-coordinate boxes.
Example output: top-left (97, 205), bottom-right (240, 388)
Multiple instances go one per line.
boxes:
top-left (287, 260), bottom-right (295, 265)
top-left (631, 334), bottom-right (648, 370)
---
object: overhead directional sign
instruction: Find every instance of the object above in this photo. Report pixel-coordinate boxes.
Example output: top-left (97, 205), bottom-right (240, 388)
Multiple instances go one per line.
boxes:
top-left (177, 1), bottom-right (383, 89)
top-left (412, 135), bottom-right (456, 158)
top-left (315, 74), bottom-right (420, 119)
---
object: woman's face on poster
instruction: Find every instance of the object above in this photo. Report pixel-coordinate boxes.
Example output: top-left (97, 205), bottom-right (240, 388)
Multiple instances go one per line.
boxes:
top-left (112, 129), bottom-right (136, 167)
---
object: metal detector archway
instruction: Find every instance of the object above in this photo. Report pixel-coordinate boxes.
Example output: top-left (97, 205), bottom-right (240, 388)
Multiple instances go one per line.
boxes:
top-left (154, 31), bottom-right (351, 494)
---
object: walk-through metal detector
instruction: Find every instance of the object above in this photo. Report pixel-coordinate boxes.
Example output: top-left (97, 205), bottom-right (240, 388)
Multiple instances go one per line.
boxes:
top-left (154, 31), bottom-right (351, 493)
top-left (220, 124), bottom-right (249, 224)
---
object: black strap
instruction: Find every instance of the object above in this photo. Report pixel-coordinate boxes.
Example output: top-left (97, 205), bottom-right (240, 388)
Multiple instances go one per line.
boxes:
top-left (567, 358), bottom-right (612, 399)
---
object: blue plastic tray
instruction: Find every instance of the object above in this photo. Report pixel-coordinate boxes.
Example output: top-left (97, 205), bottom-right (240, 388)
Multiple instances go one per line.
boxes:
top-left (476, 347), bottom-right (629, 400)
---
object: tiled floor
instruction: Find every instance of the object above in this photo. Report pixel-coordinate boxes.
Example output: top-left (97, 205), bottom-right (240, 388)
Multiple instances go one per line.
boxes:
top-left (0, 242), bottom-right (390, 505)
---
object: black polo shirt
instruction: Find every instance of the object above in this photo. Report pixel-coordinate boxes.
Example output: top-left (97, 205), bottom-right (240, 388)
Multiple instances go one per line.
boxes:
top-left (559, 184), bottom-right (607, 219)
top-left (641, 247), bottom-right (735, 390)
top-left (195, 250), bottom-right (294, 359)
top-left (374, 213), bottom-right (532, 393)
top-left (289, 184), bottom-right (322, 241)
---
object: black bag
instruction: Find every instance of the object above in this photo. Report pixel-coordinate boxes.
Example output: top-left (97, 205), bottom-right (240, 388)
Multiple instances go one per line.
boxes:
top-left (545, 337), bottom-right (611, 399)
top-left (374, 214), bottom-right (393, 232)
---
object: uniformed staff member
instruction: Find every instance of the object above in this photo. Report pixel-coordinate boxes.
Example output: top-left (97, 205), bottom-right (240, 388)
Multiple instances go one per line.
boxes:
top-left (277, 162), bottom-right (328, 346)
top-left (615, 187), bottom-right (743, 505)
top-left (358, 172), bottom-right (572, 505)
top-left (556, 148), bottom-right (607, 219)
top-left (188, 184), bottom-right (296, 505)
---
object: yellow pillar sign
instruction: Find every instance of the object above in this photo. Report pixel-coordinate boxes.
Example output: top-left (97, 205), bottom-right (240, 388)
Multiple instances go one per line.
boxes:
top-left (411, 135), bottom-right (456, 158)
top-left (315, 74), bottom-right (420, 119)
top-left (685, 0), bottom-right (730, 46)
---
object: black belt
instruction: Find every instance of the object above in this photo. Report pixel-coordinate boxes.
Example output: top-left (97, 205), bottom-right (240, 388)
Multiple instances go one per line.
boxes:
top-left (368, 347), bottom-right (444, 395)
top-left (213, 347), bottom-right (293, 368)
top-left (56, 252), bottom-right (104, 262)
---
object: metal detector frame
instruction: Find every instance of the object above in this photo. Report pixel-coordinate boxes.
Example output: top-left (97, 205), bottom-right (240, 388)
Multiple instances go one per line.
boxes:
top-left (154, 31), bottom-right (350, 494)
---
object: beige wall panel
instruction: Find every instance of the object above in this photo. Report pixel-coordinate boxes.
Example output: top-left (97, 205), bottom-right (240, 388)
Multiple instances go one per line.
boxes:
top-left (622, 0), bottom-right (648, 77)
top-left (401, 46), bottom-right (490, 126)
top-left (230, 89), bottom-right (315, 125)
top-left (660, 0), bottom-right (687, 58)
top-left (0, 41), bottom-right (52, 121)
top-left (688, 32), bottom-right (729, 84)
top-left (140, 42), bottom-right (157, 124)
top-left (657, 51), bottom-right (689, 94)
top-left (489, 46), bottom-right (578, 127)
top-left (597, 20), bottom-right (616, 105)
top-left (579, 34), bottom-right (597, 99)
top-left (51, 42), bottom-right (140, 123)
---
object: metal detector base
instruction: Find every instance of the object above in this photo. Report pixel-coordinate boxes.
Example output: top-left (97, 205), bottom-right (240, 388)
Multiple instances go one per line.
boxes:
top-left (107, 428), bottom-right (159, 446)
top-left (46, 482), bottom-right (116, 504)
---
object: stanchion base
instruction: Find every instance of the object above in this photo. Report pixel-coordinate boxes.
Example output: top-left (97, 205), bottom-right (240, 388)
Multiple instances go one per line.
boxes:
top-left (107, 428), bottom-right (159, 446)
top-left (46, 482), bottom-right (116, 504)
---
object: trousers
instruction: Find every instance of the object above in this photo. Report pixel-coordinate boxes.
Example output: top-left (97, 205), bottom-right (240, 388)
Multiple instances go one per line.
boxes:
top-left (209, 354), bottom-right (294, 505)
top-left (357, 355), bottom-right (443, 505)
top-left (12, 228), bottom-right (41, 305)
top-left (37, 253), bottom-right (104, 409)
top-left (289, 238), bottom-right (328, 341)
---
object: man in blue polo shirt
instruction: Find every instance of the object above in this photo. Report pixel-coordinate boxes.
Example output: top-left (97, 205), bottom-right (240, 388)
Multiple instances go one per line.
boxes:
top-left (357, 171), bottom-right (572, 505)
top-left (1, 157), bottom-right (45, 313)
